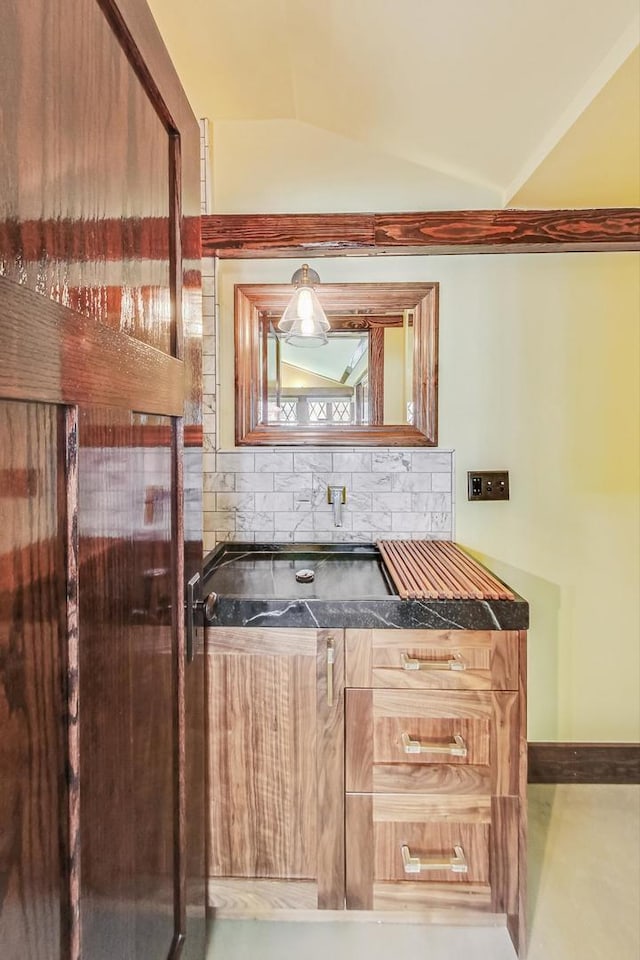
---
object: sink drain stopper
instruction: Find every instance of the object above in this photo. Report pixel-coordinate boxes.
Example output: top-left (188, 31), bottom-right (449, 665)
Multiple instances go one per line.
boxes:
top-left (295, 568), bottom-right (315, 583)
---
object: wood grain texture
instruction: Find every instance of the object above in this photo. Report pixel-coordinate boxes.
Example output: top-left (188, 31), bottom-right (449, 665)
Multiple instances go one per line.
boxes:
top-left (345, 689), bottom-right (374, 792)
top-left (207, 879), bottom-right (318, 914)
top-left (315, 632), bottom-right (345, 909)
top-left (490, 797), bottom-right (518, 915)
top-left (372, 764), bottom-right (492, 796)
top-left (371, 882), bottom-right (493, 913)
top-left (345, 795), bottom-right (374, 910)
top-left (360, 629), bottom-right (519, 691)
top-left (509, 631), bottom-right (528, 957)
top-left (207, 628), bottom-right (344, 907)
top-left (0, 277), bottom-right (184, 416)
top-left (0, 401), bottom-right (67, 960)
top-left (78, 409), bottom-right (177, 959)
top-left (368, 327), bottom-right (385, 426)
top-left (375, 822), bottom-right (490, 884)
top-left (202, 208), bottom-right (640, 258)
top-left (0, 0), bottom-right (174, 353)
top-left (527, 742), bottom-right (640, 783)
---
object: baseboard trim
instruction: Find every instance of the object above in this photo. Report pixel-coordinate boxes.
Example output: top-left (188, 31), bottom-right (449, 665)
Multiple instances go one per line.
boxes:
top-left (528, 742), bottom-right (640, 784)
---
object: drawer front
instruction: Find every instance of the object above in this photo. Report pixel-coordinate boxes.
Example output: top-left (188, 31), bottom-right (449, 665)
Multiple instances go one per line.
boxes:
top-left (346, 629), bottom-right (518, 691)
top-left (375, 820), bottom-right (490, 884)
top-left (346, 688), bottom-right (518, 796)
top-left (345, 793), bottom-right (518, 914)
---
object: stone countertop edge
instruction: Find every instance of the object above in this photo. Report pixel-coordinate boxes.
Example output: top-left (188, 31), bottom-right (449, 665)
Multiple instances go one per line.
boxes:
top-left (202, 542), bottom-right (529, 631)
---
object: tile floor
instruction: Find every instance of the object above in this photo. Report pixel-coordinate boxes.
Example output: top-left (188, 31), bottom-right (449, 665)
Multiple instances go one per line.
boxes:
top-left (207, 784), bottom-right (640, 960)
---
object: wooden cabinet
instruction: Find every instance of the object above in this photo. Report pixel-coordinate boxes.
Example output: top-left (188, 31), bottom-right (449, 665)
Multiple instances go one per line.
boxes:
top-left (345, 628), bottom-right (526, 956)
top-left (206, 625), bottom-right (526, 955)
top-left (207, 628), bottom-right (344, 911)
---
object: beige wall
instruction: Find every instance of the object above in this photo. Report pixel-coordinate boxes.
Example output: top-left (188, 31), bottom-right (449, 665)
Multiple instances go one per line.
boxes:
top-left (216, 252), bottom-right (640, 742)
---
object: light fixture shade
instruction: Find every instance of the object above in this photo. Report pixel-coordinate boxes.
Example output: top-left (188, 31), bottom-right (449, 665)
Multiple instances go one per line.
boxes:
top-left (277, 264), bottom-right (330, 346)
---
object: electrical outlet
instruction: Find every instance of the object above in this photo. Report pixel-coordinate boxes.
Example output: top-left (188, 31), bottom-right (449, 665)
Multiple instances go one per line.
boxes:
top-left (467, 471), bottom-right (509, 501)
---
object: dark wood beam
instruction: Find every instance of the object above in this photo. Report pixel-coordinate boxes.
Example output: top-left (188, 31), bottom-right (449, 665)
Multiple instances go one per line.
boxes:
top-left (201, 208), bottom-right (640, 258)
top-left (528, 742), bottom-right (640, 784)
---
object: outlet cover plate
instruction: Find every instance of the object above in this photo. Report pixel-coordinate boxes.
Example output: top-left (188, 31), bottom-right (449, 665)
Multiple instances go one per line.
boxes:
top-left (467, 471), bottom-right (510, 501)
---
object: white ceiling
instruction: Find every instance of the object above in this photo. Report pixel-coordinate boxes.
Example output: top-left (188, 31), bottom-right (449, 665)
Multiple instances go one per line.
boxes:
top-left (149, 0), bottom-right (639, 199)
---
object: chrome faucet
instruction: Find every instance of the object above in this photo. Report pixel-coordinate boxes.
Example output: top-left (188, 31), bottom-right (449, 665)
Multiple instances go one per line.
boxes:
top-left (327, 485), bottom-right (346, 527)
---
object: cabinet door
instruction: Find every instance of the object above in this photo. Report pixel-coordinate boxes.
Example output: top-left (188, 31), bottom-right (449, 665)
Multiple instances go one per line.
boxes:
top-left (207, 628), bottom-right (344, 912)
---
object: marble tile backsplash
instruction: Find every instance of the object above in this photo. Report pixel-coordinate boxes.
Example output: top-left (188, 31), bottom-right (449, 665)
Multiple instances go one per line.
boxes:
top-left (203, 447), bottom-right (455, 551)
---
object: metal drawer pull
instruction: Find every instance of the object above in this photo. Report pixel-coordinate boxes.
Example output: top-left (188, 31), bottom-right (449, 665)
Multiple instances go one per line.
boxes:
top-left (401, 844), bottom-right (468, 875)
top-left (401, 652), bottom-right (466, 672)
top-left (401, 732), bottom-right (467, 757)
top-left (326, 637), bottom-right (335, 707)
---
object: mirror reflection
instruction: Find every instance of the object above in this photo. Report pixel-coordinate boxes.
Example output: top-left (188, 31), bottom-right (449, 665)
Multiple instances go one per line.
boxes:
top-left (263, 315), bottom-right (414, 428)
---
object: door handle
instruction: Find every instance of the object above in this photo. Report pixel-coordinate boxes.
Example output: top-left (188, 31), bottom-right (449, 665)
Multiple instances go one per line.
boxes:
top-left (186, 571), bottom-right (202, 663)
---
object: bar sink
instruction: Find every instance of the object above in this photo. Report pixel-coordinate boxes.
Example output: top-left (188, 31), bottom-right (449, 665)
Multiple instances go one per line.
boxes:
top-left (203, 541), bottom-right (395, 600)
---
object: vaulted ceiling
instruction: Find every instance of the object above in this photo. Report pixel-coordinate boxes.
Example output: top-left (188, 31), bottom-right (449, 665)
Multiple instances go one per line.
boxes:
top-left (148, 0), bottom-right (639, 204)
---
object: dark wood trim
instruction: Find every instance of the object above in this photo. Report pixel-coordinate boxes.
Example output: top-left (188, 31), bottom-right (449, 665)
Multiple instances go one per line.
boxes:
top-left (368, 327), bottom-right (384, 425)
top-left (0, 276), bottom-right (184, 416)
top-left (528, 742), bottom-right (640, 784)
top-left (63, 405), bottom-right (81, 960)
top-left (202, 208), bottom-right (640, 259)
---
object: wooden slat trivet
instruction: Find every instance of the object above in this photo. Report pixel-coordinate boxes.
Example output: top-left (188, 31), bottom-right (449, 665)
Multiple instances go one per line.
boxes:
top-left (377, 540), bottom-right (515, 601)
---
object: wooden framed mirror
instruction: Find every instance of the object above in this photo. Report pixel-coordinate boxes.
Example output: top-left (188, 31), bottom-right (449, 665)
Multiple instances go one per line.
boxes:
top-left (235, 281), bottom-right (438, 445)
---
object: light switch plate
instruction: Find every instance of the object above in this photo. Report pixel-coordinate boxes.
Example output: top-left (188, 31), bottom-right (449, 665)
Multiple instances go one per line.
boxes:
top-left (467, 471), bottom-right (510, 501)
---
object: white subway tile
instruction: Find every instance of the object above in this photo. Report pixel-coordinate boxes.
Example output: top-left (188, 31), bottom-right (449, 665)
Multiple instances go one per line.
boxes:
top-left (351, 511), bottom-right (393, 532)
top-left (274, 512), bottom-right (314, 532)
top-left (204, 512), bottom-right (235, 531)
top-left (372, 450), bottom-right (412, 472)
top-left (294, 452), bottom-right (333, 473)
top-left (235, 511), bottom-right (274, 531)
top-left (391, 473), bottom-right (433, 492)
top-left (216, 492), bottom-right (255, 511)
top-left (431, 473), bottom-right (452, 492)
top-left (236, 473), bottom-right (274, 492)
top-left (333, 452), bottom-right (372, 472)
top-left (411, 451), bottom-right (452, 472)
top-left (371, 492), bottom-right (412, 512)
top-left (216, 451), bottom-right (255, 472)
top-left (313, 511), bottom-right (353, 531)
top-left (255, 492), bottom-right (293, 512)
top-left (275, 472), bottom-right (312, 493)
top-left (411, 492), bottom-right (452, 512)
top-left (391, 512), bottom-right (433, 532)
top-left (355, 473), bottom-right (393, 492)
top-left (254, 452), bottom-right (294, 472)
top-left (204, 472), bottom-right (234, 492)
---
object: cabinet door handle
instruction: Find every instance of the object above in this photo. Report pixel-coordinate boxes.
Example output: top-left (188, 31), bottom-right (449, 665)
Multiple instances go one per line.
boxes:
top-left (326, 637), bottom-right (335, 707)
top-left (401, 844), bottom-right (468, 874)
top-left (401, 652), bottom-right (466, 672)
top-left (401, 732), bottom-right (467, 757)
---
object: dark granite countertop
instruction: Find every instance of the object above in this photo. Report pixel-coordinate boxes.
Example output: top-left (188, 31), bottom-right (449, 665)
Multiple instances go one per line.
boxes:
top-left (202, 542), bottom-right (529, 631)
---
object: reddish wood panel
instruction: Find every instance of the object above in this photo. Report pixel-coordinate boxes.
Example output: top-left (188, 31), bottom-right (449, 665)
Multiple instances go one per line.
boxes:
top-left (0, 277), bottom-right (184, 416)
top-left (0, 0), bottom-right (174, 352)
top-left (202, 208), bottom-right (640, 258)
top-left (202, 213), bottom-right (374, 258)
top-left (78, 408), bottom-right (176, 958)
top-left (0, 401), bottom-right (68, 960)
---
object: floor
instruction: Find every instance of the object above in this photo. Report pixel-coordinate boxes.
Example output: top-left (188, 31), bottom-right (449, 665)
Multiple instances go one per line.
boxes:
top-left (207, 784), bottom-right (640, 960)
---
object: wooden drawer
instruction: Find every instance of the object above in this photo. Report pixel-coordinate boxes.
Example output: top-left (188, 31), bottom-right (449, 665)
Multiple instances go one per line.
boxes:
top-left (346, 688), bottom-right (518, 796)
top-left (373, 799), bottom-right (491, 884)
top-left (345, 793), bottom-right (518, 914)
top-left (346, 629), bottom-right (518, 691)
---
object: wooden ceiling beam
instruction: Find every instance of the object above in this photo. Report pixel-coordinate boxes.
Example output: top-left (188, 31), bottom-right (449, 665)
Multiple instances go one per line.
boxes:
top-left (202, 208), bottom-right (640, 258)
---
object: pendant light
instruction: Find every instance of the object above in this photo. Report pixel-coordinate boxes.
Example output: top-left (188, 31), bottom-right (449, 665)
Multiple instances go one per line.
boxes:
top-left (278, 264), bottom-right (330, 347)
